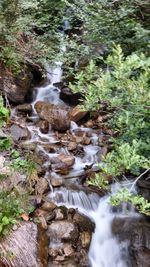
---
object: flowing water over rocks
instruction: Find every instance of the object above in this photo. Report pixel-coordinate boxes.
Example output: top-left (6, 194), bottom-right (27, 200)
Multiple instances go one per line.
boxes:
top-left (8, 63), bottom-right (150, 267)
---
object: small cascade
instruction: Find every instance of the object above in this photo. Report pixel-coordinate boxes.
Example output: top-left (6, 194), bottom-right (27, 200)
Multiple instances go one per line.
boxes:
top-left (48, 187), bottom-right (100, 215)
top-left (34, 84), bottom-right (63, 105)
top-left (33, 53), bottom-right (65, 106)
top-left (88, 183), bottom-right (138, 267)
top-left (89, 198), bottom-right (128, 267)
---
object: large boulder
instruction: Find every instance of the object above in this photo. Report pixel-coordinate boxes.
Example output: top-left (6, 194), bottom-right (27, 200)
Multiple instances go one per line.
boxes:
top-left (34, 101), bottom-right (70, 132)
top-left (2, 66), bottom-right (33, 104)
top-left (0, 222), bottom-right (48, 267)
top-left (112, 217), bottom-right (150, 267)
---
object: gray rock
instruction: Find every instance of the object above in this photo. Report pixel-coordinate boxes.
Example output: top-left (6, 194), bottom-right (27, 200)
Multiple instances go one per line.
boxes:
top-left (10, 124), bottom-right (31, 142)
top-left (0, 222), bottom-right (47, 267)
top-left (47, 221), bottom-right (79, 242)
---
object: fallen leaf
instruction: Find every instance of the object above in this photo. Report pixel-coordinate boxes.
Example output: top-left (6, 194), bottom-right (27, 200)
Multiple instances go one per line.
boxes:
top-left (20, 213), bottom-right (29, 221)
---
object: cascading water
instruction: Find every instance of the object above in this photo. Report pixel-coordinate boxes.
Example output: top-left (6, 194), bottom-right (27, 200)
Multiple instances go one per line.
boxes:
top-left (88, 187), bottom-right (128, 267)
top-left (49, 181), bottom-right (136, 267)
top-left (33, 63), bottom-right (64, 105)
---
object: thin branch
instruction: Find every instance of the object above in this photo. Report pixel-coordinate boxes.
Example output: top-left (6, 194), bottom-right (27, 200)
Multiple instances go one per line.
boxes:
top-left (130, 168), bottom-right (150, 192)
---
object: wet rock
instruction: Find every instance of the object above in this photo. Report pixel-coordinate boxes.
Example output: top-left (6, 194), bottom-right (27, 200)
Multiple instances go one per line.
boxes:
top-left (68, 142), bottom-right (77, 151)
top-left (10, 124), bottom-right (31, 142)
top-left (35, 178), bottom-right (49, 195)
top-left (27, 62), bottom-right (44, 84)
top-left (112, 217), bottom-right (150, 267)
top-left (0, 222), bottom-right (47, 267)
top-left (80, 231), bottom-right (91, 249)
top-left (41, 201), bottom-right (56, 212)
top-left (47, 221), bottom-right (79, 242)
top-left (47, 207), bottom-right (94, 267)
top-left (16, 103), bottom-right (32, 114)
top-left (60, 88), bottom-right (82, 105)
top-left (49, 248), bottom-right (60, 258)
top-left (81, 136), bottom-right (91, 145)
top-left (51, 154), bottom-right (75, 174)
top-left (39, 120), bottom-right (49, 134)
top-left (55, 208), bottom-right (65, 220)
top-left (50, 176), bottom-right (63, 187)
top-left (101, 145), bottom-right (108, 158)
top-left (69, 105), bottom-right (88, 122)
top-left (55, 255), bottom-right (65, 262)
top-left (63, 243), bottom-right (74, 256)
top-left (73, 212), bottom-right (95, 232)
top-left (34, 101), bottom-right (70, 132)
top-left (57, 154), bottom-right (75, 168)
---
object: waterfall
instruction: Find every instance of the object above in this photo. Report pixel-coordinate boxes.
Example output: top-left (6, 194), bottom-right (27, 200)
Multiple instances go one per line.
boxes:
top-left (88, 196), bottom-right (127, 267)
top-left (49, 181), bottom-right (138, 267)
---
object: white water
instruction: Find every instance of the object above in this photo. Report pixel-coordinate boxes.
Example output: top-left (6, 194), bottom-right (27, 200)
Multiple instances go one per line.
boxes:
top-left (89, 194), bottom-right (127, 267)
top-left (49, 179), bottom-right (137, 267)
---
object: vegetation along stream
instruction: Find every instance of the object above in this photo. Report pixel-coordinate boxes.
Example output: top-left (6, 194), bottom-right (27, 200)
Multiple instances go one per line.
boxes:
top-left (0, 1), bottom-right (150, 267)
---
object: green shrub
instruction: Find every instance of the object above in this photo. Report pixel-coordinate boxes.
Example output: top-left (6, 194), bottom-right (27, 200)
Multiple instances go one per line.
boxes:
top-left (110, 187), bottom-right (150, 215)
top-left (0, 97), bottom-right (9, 126)
top-left (71, 46), bottom-right (150, 184)
top-left (88, 173), bottom-right (109, 190)
top-left (0, 138), bottom-right (12, 152)
top-left (98, 140), bottom-right (149, 177)
top-left (11, 157), bottom-right (35, 178)
top-left (0, 191), bottom-right (21, 235)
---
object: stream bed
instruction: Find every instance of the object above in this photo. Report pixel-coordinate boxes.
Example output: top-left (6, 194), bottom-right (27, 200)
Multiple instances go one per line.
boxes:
top-left (8, 63), bottom-right (150, 267)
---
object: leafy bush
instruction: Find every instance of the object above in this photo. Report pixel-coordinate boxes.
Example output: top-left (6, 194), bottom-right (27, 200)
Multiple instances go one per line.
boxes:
top-left (0, 138), bottom-right (12, 152)
top-left (11, 157), bottom-right (35, 178)
top-left (0, 97), bottom-right (9, 126)
top-left (0, 191), bottom-right (21, 235)
top-left (72, 46), bottom-right (150, 184)
top-left (98, 140), bottom-right (149, 177)
top-left (88, 173), bottom-right (109, 190)
top-left (110, 187), bottom-right (150, 215)
top-left (0, 47), bottom-right (21, 75)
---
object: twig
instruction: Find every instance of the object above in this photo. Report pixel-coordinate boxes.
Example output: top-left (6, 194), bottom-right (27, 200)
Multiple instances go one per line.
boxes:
top-left (130, 168), bottom-right (150, 192)
top-left (4, 92), bottom-right (11, 112)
